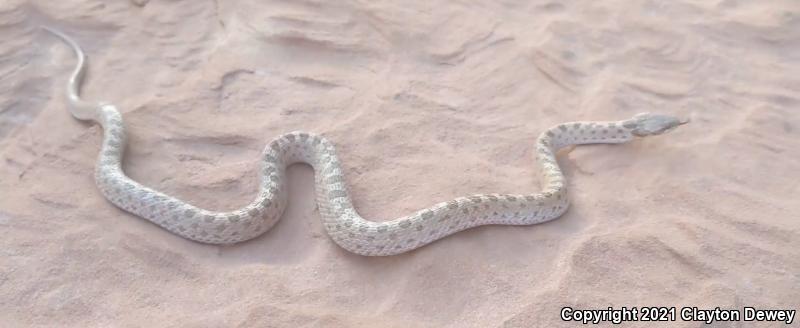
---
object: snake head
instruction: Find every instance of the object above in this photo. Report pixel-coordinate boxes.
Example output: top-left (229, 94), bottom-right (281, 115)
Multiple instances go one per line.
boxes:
top-left (623, 112), bottom-right (689, 137)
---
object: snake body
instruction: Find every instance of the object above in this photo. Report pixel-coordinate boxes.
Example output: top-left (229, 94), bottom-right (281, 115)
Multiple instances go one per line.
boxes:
top-left (44, 27), bottom-right (686, 256)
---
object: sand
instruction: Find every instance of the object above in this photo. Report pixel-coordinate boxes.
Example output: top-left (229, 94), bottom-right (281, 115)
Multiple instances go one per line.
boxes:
top-left (1, 0), bottom-right (799, 327)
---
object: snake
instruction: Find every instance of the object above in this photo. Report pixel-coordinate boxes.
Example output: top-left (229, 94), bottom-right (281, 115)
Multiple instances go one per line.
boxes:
top-left (42, 27), bottom-right (688, 256)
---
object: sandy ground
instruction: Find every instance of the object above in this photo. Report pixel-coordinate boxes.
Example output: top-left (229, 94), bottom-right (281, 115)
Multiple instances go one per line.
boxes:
top-left (1, 0), bottom-right (799, 327)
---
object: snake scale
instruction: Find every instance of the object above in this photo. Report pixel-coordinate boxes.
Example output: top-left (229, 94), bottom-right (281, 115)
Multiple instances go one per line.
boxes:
top-left (43, 27), bottom-right (687, 256)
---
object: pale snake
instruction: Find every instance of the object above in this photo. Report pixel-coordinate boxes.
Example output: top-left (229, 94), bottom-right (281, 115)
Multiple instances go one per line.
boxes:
top-left (43, 27), bottom-right (688, 256)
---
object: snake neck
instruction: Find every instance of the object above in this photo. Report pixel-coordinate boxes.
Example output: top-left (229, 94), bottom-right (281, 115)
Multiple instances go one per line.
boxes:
top-left (535, 120), bottom-right (635, 192)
